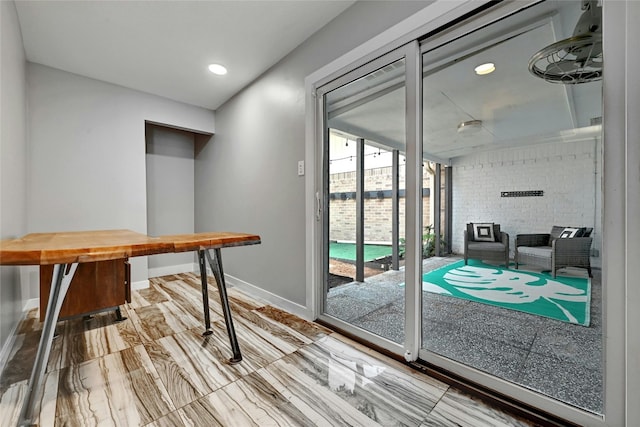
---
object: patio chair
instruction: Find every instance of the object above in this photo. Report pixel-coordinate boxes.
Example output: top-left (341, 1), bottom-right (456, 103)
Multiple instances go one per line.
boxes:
top-left (463, 223), bottom-right (509, 267)
top-left (515, 225), bottom-right (593, 278)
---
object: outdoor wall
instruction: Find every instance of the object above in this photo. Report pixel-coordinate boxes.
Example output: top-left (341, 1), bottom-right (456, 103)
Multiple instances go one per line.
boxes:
top-left (450, 138), bottom-right (602, 261)
top-left (26, 64), bottom-right (215, 290)
top-left (329, 166), bottom-right (432, 243)
top-left (0, 0), bottom-right (28, 359)
top-left (195, 1), bottom-right (431, 313)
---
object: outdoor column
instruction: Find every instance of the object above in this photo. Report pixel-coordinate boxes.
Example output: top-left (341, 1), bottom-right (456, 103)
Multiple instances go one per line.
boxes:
top-left (433, 163), bottom-right (442, 256)
top-left (445, 165), bottom-right (452, 253)
top-left (356, 137), bottom-right (365, 282)
top-left (392, 149), bottom-right (400, 270)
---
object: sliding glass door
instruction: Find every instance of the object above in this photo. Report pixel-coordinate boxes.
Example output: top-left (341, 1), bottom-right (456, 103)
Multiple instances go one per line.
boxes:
top-left (419, 0), bottom-right (603, 418)
top-left (320, 51), bottom-right (408, 351)
top-left (315, 0), bottom-right (606, 424)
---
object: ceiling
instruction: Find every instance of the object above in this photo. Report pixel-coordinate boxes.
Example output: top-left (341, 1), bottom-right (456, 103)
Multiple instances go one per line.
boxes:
top-left (14, 0), bottom-right (603, 162)
top-left (326, 0), bottom-right (602, 162)
top-left (14, 0), bottom-right (355, 110)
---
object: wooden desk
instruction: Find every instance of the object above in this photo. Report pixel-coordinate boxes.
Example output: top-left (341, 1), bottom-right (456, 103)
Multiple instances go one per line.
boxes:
top-left (0, 229), bottom-right (261, 427)
top-left (40, 259), bottom-right (130, 321)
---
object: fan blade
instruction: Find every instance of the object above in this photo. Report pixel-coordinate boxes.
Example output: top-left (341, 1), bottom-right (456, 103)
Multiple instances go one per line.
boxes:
top-left (546, 60), bottom-right (580, 74)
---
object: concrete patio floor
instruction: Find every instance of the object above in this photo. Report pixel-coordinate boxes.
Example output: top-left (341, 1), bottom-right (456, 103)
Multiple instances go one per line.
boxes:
top-left (325, 256), bottom-right (603, 414)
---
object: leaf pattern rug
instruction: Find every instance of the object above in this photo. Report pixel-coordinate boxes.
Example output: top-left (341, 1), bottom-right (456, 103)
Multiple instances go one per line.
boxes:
top-left (422, 259), bottom-right (591, 326)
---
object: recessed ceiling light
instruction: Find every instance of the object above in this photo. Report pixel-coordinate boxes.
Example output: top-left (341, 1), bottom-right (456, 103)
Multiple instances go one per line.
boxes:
top-left (474, 62), bottom-right (495, 75)
top-left (208, 64), bottom-right (227, 75)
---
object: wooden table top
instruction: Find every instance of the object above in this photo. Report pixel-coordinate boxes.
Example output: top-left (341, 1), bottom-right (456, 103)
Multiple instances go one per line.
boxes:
top-left (0, 230), bottom-right (261, 265)
top-left (160, 232), bottom-right (261, 253)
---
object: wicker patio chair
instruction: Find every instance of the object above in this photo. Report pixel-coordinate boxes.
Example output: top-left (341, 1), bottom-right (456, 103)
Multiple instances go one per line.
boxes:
top-left (463, 223), bottom-right (509, 267)
top-left (515, 225), bottom-right (593, 278)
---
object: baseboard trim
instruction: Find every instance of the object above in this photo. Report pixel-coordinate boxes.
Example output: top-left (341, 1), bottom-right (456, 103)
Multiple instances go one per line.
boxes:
top-left (0, 323), bottom-right (20, 380)
top-left (23, 297), bottom-right (39, 311)
top-left (131, 279), bottom-right (150, 291)
top-left (0, 298), bottom-right (40, 380)
top-left (224, 274), bottom-right (313, 321)
top-left (148, 263), bottom-right (196, 278)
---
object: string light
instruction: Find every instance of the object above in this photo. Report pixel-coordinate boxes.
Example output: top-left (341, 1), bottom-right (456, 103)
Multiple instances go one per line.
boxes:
top-left (330, 150), bottom-right (393, 163)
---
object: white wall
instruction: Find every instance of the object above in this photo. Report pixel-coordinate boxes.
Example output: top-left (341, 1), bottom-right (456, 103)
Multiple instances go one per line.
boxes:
top-left (451, 138), bottom-right (602, 260)
top-left (194, 1), bottom-right (430, 314)
top-left (0, 1), bottom-right (29, 356)
top-left (146, 124), bottom-right (197, 276)
top-left (26, 64), bottom-right (215, 290)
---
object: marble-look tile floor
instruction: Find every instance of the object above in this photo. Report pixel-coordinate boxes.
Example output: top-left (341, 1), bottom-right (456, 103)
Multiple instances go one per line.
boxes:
top-left (326, 257), bottom-right (603, 414)
top-left (1, 272), bottom-right (534, 426)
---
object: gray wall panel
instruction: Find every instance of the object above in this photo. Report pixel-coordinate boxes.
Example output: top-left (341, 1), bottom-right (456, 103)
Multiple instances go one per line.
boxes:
top-left (0, 0), bottom-right (28, 354)
top-left (146, 124), bottom-right (196, 272)
top-left (195, 1), bottom-right (430, 306)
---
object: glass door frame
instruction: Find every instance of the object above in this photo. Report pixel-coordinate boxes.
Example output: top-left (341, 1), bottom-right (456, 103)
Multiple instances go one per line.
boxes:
top-left (306, 1), bottom-right (634, 425)
top-left (314, 44), bottom-right (421, 357)
top-left (414, 3), bottom-right (610, 425)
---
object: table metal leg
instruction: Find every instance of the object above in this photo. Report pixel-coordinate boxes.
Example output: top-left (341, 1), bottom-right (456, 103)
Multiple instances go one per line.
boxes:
top-left (114, 307), bottom-right (127, 322)
top-left (205, 249), bottom-right (242, 364)
top-left (18, 263), bottom-right (78, 427)
top-left (197, 250), bottom-right (213, 336)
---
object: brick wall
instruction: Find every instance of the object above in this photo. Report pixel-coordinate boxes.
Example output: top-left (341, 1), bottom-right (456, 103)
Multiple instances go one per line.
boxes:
top-left (450, 139), bottom-right (602, 259)
top-left (329, 166), bottom-right (433, 243)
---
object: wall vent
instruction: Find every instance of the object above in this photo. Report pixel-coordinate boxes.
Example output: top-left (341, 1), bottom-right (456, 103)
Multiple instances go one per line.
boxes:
top-left (501, 190), bottom-right (543, 197)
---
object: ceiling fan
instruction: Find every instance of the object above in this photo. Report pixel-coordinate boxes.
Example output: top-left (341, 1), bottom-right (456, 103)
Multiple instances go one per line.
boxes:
top-left (528, 0), bottom-right (602, 84)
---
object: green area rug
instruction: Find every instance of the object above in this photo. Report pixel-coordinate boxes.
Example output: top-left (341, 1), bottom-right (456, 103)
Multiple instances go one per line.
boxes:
top-left (422, 259), bottom-right (591, 326)
top-left (329, 242), bottom-right (392, 262)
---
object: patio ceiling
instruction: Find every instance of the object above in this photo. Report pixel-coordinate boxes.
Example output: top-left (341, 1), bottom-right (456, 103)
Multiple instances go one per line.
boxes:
top-left (327, 1), bottom-right (602, 163)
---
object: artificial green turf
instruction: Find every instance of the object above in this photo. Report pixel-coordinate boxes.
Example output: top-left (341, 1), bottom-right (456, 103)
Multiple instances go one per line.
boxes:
top-left (329, 242), bottom-right (393, 262)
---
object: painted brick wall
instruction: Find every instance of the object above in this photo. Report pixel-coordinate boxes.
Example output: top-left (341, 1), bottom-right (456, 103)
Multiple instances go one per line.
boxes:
top-left (450, 139), bottom-right (602, 260)
top-left (329, 166), bottom-right (433, 243)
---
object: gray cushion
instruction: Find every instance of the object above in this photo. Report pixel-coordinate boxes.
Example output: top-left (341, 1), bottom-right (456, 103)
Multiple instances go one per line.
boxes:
top-left (467, 242), bottom-right (506, 252)
top-left (517, 246), bottom-right (552, 257)
top-left (549, 226), bottom-right (566, 244)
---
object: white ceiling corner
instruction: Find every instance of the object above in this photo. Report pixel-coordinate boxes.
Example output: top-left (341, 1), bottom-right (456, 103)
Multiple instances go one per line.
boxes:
top-left (14, 0), bottom-right (355, 110)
